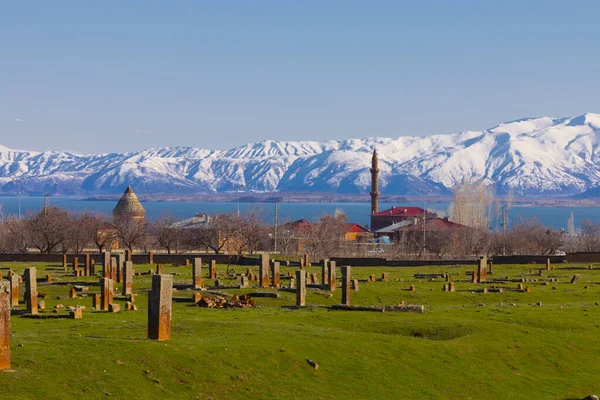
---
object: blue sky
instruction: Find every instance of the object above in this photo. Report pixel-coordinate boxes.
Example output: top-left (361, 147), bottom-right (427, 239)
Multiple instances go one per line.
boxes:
top-left (1, 1), bottom-right (599, 153)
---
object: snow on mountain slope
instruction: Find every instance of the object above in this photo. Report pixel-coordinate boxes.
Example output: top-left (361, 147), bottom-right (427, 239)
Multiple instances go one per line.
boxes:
top-left (1, 113), bottom-right (600, 196)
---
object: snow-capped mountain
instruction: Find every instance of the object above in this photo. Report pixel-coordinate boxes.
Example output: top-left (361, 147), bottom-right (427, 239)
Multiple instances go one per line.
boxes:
top-left (2, 113), bottom-right (600, 196)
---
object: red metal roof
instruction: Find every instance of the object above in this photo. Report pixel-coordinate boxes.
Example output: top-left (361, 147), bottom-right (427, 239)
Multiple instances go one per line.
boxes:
top-left (394, 218), bottom-right (467, 232)
top-left (372, 206), bottom-right (428, 217)
top-left (344, 223), bottom-right (369, 233)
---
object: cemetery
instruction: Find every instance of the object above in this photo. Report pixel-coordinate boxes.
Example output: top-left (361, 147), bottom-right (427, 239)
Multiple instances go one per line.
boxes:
top-left (0, 255), bottom-right (599, 399)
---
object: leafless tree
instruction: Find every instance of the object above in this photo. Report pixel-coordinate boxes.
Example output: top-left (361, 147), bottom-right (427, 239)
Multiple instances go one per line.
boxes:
top-left (149, 215), bottom-right (182, 254)
top-left (304, 213), bottom-right (347, 259)
top-left (504, 219), bottom-right (564, 255)
top-left (184, 213), bottom-right (238, 254)
top-left (26, 207), bottom-right (71, 253)
top-left (233, 211), bottom-right (267, 255)
top-left (0, 217), bottom-right (29, 253)
top-left (452, 181), bottom-right (494, 229)
top-left (62, 213), bottom-right (98, 253)
top-left (111, 216), bottom-right (148, 252)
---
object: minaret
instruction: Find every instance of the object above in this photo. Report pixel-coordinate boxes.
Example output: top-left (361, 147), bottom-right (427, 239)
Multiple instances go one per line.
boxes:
top-left (370, 148), bottom-right (379, 215)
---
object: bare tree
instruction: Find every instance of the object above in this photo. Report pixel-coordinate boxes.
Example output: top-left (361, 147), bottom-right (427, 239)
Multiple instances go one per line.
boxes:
top-left (451, 181), bottom-right (494, 229)
top-left (62, 213), bottom-right (98, 253)
top-left (0, 217), bottom-right (29, 253)
top-left (233, 211), bottom-right (267, 255)
top-left (111, 216), bottom-right (148, 252)
top-left (504, 219), bottom-right (564, 255)
top-left (304, 213), bottom-right (347, 259)
top-left (26, 207), bottom-right (71, 253)
top-left (184, 213), bottom-right (238, 254)
top-left (150, 215), bottom-right (182, 254)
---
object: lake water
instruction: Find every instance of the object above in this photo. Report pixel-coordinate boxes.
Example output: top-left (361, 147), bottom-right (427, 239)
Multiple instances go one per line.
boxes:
top-left (0, 196), bottom-right (596, 231)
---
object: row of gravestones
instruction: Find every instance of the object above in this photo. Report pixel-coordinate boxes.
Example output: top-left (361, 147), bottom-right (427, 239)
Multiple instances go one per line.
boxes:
top-left (0, 266), bottom-right (173, 371)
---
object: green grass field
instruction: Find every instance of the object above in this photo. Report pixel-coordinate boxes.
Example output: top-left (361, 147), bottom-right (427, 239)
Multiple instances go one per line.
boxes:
top-left (1, 261), bottom-right (600, 400)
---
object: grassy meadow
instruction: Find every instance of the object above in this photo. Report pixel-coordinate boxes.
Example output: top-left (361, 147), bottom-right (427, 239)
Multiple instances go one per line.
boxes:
top-left (1, 260), bottom-right (600, 399)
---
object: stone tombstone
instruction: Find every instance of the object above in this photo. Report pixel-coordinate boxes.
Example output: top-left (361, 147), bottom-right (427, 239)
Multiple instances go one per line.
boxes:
top-left (62, 254), bottom-right (68, 270)
top-left (571, 274), bottom-right (580, 284)
top-left (0, 281), bottom-right (10, 370)
top-left (209, 260), bottom-right (217, 280)
top-left (260, 254), bottom-right (270, 288)
top-left (100, 278), bottom-right (114, 311)
top-left (148, 274), bottom-right (173, 341)
top-left (84, 253), bottom-right (91, 276)
top-left (156, 263), bottom-right (163, 275)
top-left (240, 275), bottom-right (249, 288)
top-left (271, 261), bottom-right (280, 287)
top-left (311, 273), bottom-right (319, 285)
top-left (148, 251), bottom-right (154, 265)
top-left (477, 256), bottom-right (487, 283)
top-left (381, 273), bottom-right (389, 282)
top-left (9, 275), bottom-right (19, 307)
top-left (546, 258), bottom-right (551, 271)
top-left (471, 271), bottom-right (478, 284)
top-left (488, 261), bottom-right (493, 275)
top-left (125, 249), bottom-right (132, 262)
top-left (296, 270), bottom-right (306, 307)
top-left (321, 259), bottom-right (330, 286)
top-left (341, 266), bottom-right (351, 306)
top-left (72, 257), bottom-right (79, 274)
top-left (69, 287), bottom-right (77, 299)
top-left (109, 257), bottom-right (117, 281)
top-left (92, 293), bottom-right (101, 310)
top-left (193, 258), bottom-right (203, 290)
top-left (328, 261), bottom-right (337, 292)
top-left (185, 259), bottom-right (190, 267)
top-left (410, 284), bottom-right (416, 293)
top-left (116, 252), bottom-right (126, 283)
top-left (449, 282), bottom-right (455, 292)
top-left (102, 251), bottom-right (111, 278)
top-left (123, 261), bottom-right (133, 296)
top-left (351, 279), bottom-right (359, 292)
top-left (517, 283), bottom-right (524, 291)
top-left (23, 267), bottom-right (38, 314)
top-left (369, 274), bottom-right (376, 282)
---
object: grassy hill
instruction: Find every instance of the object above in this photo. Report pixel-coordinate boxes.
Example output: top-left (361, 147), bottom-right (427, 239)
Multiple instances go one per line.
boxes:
top-left (1, 261), bottom-right (599, 399)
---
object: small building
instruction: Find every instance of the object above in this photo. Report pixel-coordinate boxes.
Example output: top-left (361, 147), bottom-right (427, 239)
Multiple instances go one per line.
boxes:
top-left (370, 206), bottom-right (436, 232)
top-left (344, 223), bottom-right (370, 241)
top-left (113, 186), bottom-right (146, 221)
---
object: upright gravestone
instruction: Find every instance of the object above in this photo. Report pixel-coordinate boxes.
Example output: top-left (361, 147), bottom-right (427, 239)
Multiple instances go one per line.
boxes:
top-left (110, 257), bottom-right (118, 282)
top-left (260, 254), bottom-right (270, 288)
top-left (84, 253), bottom-right (91, 276)
top-left (9, 275), bottom-right (19, 307)
top-left (125, 249), bottom-right (132, 262)
top-left (122, 261), bottom-right (133, 296)
top-left (546, 258), bottom-right (551, 271)
top-left (0, 281), bottom-right (10, 370)
top-left (156, 263), bottom-right (163, 275)
top-left (240, 275), bottom-right (249, 288)
top-left (341, 266), bottom-right (351, 306)
top-left (102, 251), bottom-right (111, 278)
top-left (72, 257), bottom-right (79, 275)
top-left (296, 270), bottom-right (306, 307)
top-left (23, 267), bottom-right (37, 314)
top-left (193, 258), bottom-right (203, 290)
top-left (116, 252), bottom-right (125, 283)
top-left (321, 259), bottom-right (329, 287)
top-left (148, 274), bottom-right (173, 341)
top-left (477, 256), bottom-right (487, 283)
top-left (148, 251), bottom-right (154, 265)
top-left (209, 260), bottom-right (217, 280)
top-left (100, 278), bottom-right (114, 311)
top-left (303, 254), bottom-right (309, 268)
top-left (328, 261), bottom-right (337, 292)
top-left (62, 254), bottom-right (68, 270)
top-left (271, 261), bottom-right (280, 287)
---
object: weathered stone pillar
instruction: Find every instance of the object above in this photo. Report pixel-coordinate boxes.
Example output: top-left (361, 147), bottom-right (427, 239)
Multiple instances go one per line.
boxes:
top-left (321, 259), bottom-right (329, 286)
top-left (100, 278), bottom-right (114, 311)
top-left (102, 251), bottom-right (110, 277)
top-left (62, 254), bottom-right (68, 270)
top-left (148, 274), bottom-right (173, 341)
top-left (240, 275), bottom-right (249, 288)
top-left (341, 266), bottom-right (351, 305)
top-left (110, 257), bottom-right (118, 281)
top-left (296, 270), bottom-right (306, 307)
top-left (72, 257), bottom-right (79, 275)
top-left (260, 254), bottom-right (270, 288)
top-left (303, 254), bottom-right (309, 268)
top-left (125, 249), bottom-right (132, 262)
top-left (84, 253), bottom-right (91, 276)
top-left (122, 261), bottom-right (133, 296)
top-left (209, 260), bottom-right (216, 279)
top-left (488, 261), bottom-right (493, 275)
top-left (156, 263), bottom-right (163, 275)
top-left (23, 267), bottom-right (37, 314)
top-left (116, 253), bottom-right (125, 283)
top-left (0, 281), bottom-right (10, 370)
top-left (92, 293), bottom-right (101, 310)
top-left (477, 256), bottom-right (487, 283)
top-left (271, 261), bottom-right (280, 287)
top-left (193, 258), bottom-right (203, 290)
top-left (546, 258), bottom-right (551, 271)
top-left (148, 251), bottom-right (154, 265)
top-left (328, 261), bottom-right (336, 291)
top-left (9, 275), bottom-right (19, 307)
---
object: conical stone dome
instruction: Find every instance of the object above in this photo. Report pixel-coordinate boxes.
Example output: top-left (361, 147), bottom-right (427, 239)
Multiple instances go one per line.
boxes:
top-left (112, 186), bottom-right (146, 221)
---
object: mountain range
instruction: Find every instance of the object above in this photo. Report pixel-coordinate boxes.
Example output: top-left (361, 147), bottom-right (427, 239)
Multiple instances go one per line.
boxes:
top-left (2, 113), bottom-right (600, 197)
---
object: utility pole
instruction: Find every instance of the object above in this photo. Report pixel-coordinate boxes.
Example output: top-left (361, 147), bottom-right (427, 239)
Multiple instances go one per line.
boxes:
top-left (501, 204), bottom-right (508, 255)
top-left (44, 193), bottom-right (51, 215)
top-left (274, 201), bottom-right (280, 253)
top-left (17, 181), bottom-right (21, 221)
